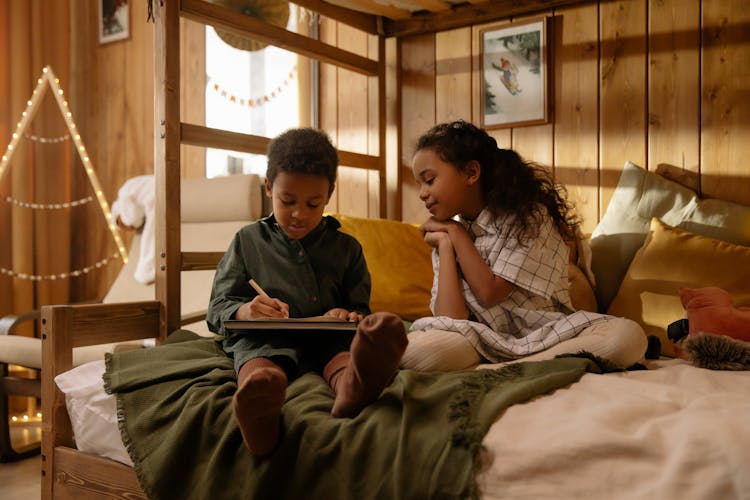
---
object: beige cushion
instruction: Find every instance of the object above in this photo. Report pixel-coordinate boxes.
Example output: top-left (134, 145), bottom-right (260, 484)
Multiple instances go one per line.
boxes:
top-left (0, 335), bottom-right (145, 370)
top-left (104, 221), bottom-right (249, 337)
top-left (607, 218), bottom-right (750, 356)
top-left (181, 174), bottom-right (263, 222)
top-left (590, 161), bottom-right (750, 312)
top-left (568, 263), bottom-right (597, 313)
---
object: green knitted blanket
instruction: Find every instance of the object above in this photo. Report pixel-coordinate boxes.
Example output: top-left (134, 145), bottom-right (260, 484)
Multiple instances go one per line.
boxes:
top-left (104, 332), bottom-right (609, 500)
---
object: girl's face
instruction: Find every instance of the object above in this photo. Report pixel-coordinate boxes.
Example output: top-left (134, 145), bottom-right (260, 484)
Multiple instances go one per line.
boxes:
top-left (265, 172), bottom-right (331, 240)
top-left (412, 148), bottom-right (484, 221)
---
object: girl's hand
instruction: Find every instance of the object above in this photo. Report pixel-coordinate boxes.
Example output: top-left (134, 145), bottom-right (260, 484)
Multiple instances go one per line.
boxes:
top-left (419, 216), bottom-right (457, 236)
top-left (423, 230), bottom-right (451, 249)
top-left (236, 295), bottom-right (289, 319)
top-left (325, 308), bottom-right (363, 322)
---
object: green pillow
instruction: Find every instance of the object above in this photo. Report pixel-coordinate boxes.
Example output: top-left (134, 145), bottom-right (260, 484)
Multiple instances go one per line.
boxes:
top-left (590, 161), bottom-right (750, 312)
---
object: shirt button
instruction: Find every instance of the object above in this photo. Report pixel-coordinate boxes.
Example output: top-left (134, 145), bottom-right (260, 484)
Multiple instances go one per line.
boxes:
top-left (311, 296), bottom-right (318, 302)
top-left (298, 249), bottom-right (304, 256)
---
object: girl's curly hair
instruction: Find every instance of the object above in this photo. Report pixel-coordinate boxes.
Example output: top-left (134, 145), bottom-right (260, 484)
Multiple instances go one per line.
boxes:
top-left (416, 120), bottom-right (580, 243)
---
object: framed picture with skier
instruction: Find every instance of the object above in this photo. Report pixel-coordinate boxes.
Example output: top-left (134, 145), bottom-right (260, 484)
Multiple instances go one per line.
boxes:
top-left (478, 18), bottom-right (550, 129)
top-left (99, 0), bottom-right (130, 45)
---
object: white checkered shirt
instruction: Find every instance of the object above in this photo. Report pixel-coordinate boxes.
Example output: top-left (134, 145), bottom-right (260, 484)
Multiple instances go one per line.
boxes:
top-left (410, 208), bottom-right (610, 362)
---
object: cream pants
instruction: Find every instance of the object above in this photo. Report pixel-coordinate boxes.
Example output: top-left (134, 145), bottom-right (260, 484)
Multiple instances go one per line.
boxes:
top-left (401, 317), bottom-right (647, 372)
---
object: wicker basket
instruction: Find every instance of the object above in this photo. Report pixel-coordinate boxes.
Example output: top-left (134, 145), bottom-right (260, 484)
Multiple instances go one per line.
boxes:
top-left (207, 0), bottom-right (290, 52)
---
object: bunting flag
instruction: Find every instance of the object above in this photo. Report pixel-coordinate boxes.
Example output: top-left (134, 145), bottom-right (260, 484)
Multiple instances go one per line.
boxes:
top-left (208, 65), bottom-right (297, 108)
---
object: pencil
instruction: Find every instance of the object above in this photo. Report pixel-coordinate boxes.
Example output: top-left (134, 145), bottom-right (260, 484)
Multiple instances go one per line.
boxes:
top-left (248, 278), bottom-right (269, 298)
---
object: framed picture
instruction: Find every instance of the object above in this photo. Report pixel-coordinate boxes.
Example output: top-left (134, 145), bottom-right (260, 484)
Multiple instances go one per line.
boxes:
top-left (479, 18), bottom-right (550, 129)
top-left (99, 0), bottom-right (130, 45)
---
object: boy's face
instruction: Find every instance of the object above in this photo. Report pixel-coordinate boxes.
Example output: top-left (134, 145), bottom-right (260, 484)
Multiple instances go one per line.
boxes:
top-left (265, 172), bottom-right (331, 240)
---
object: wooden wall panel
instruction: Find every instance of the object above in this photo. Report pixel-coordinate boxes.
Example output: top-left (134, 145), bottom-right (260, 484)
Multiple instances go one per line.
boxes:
top-left (435, 27), bottom-right (472, 122)
top-left (319, 18), bottom-right (382, 218)
top-left (319, 17), bottom-right (339, 214)
top-left (400, 34), bottom-right (436, 224)
top-left (509, 14), bottom-right (554, 169)
top-left (648, 0), bottom-right (700, 177)
top-left (0, 0), bottom-right (10, 316)
top-left (399, 0), bottom-right (749, 229)
top-left (335, 24), bottom-right (370, 218)
top-left (701, 0), bottom-right (750, 205)
top-left (180, 19), bottom-right (206, 180)
top-left (553, 3), bottom-right (600, 233)
top-left (367, 35), bottom-right (381, 218)
top-left (598, 0), bottom-right (647, 214)
top-left (68, 0), bottom-right (155, 301)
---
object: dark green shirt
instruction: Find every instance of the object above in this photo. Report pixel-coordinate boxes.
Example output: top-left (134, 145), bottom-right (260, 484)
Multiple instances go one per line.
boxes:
top-left (207, 215), bottom-right (371, 336)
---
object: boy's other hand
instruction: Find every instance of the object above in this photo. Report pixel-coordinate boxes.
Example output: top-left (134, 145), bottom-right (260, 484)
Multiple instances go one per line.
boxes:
top-left (325, 308), bottom-right (363, 322)
top-left (238, 296), bottom-right (290, 319)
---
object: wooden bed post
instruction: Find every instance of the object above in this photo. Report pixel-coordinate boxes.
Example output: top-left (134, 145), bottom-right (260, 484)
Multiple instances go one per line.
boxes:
top-left (40, 305), bottom-right (74, 500)
top-left (153, 0), bottom-right (182, 341)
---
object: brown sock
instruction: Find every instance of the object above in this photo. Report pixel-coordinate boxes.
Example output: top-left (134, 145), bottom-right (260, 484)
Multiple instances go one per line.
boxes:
top-left (324, 312), bottom-right (407, 418)
top-left (233, 357), bottom-right (288, 456)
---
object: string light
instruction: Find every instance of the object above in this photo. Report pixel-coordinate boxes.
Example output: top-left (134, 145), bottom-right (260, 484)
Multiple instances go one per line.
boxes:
top-left (207, 65), bottom-right (297, 108)
top-left (2, 195), bottom-right (93, 209)
top-left (9, 412), bottom-right (43, 425)
top-left (24, 132), bottom-right (70, 144)
top-left (0, 65), bottom-right (128, 264)
top-left (0, 251), bottom-right (120, 281)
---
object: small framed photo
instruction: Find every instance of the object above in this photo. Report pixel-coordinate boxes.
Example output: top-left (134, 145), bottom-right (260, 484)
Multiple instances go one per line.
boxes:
top-left (99, 0), bottom-right (130, 45)
top-left (478, 17), bottom-right (550, 129)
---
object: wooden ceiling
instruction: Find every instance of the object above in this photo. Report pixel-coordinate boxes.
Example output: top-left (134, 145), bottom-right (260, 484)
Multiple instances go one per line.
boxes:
top-left (294, 0), bottom-right (594, 37)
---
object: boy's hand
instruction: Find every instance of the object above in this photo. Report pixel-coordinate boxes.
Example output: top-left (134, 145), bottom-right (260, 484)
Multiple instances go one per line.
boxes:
top-left (237, 296), bottom-right (289, 319)
top-left (325, 308), bottom-right (363, 322)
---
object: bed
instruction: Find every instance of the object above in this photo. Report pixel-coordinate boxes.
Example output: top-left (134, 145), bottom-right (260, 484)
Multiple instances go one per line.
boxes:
top-left (40, 1), bottom-right (750, 499)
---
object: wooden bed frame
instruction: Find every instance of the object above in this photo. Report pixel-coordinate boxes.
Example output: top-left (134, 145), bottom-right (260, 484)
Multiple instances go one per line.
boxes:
top-left (40, 1), bottom-right (390, 497)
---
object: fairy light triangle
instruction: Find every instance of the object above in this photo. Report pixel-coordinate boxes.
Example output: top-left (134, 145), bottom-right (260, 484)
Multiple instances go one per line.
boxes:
top-left (0, 65), bottom-right (128, 263)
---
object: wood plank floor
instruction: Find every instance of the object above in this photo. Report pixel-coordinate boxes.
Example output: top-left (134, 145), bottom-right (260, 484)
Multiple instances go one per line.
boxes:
top-left (0, 455), bottom-right (40, 499)
top-left (2, 423), bottom-right (41, 499)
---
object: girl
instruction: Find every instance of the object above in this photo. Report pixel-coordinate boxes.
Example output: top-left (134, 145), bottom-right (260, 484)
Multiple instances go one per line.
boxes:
top-left (401, 120), bottom-right (646, 371)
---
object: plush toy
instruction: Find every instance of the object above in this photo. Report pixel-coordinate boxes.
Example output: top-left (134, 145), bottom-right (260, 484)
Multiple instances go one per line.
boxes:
top-left (670, 287), bottom-right (750, 370)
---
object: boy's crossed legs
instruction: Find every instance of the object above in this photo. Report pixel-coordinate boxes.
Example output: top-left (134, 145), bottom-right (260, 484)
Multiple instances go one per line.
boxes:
top-left (233, 312), bottom-right (407, 456)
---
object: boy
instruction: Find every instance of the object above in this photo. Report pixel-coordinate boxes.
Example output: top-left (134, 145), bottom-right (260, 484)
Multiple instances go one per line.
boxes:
top-left (207, 128), bottom-right (407, 456)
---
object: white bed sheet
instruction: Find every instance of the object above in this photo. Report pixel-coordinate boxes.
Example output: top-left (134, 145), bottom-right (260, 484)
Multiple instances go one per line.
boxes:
top-left (478, 358), bottom-right (750, 499)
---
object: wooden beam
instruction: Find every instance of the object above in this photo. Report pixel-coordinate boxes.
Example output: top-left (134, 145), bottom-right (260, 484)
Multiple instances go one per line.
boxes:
top-left (181, 123), bottom-right (269, 155)
top-left (331, 0), bottom-right (412, 20)
top-left (383, 0), bottom-right (597, 37)
top-left (291, 0), bottom-right (379, 34)
top-left (180, 123), bottom-right (382, 171)
top-left (154, 0), bottom-right (182, 339)
top-left (409, 0), bottom-right (453, 12)
top-left (181, 251), bottom-right (224, 271)
top-left (181, 0), bottom-right (378, 76)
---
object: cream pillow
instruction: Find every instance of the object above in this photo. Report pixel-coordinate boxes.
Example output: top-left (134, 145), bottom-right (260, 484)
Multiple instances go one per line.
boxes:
top-left (590, 161), bottom-right (750, 312)
top-left (607, 218), bottom-right (750, 356)
top-left (333, 214), bottom-right (433, 321)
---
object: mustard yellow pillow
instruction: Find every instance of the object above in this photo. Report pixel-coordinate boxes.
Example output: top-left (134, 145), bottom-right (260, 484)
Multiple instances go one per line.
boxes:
top-left (332, 214), bottom-right (433, 321)
top-left (607, 218), bottom-right (750, 356)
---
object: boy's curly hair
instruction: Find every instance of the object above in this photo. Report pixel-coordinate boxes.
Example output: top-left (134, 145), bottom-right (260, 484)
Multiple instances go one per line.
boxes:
top-left (416, 120), bottom-right (580, 243)
top-left (266, 128), bottom-right (338, 196)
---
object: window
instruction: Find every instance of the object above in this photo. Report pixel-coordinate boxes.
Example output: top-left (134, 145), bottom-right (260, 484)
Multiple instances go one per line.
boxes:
top-left (204, 15), bottom-right (303, 178)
